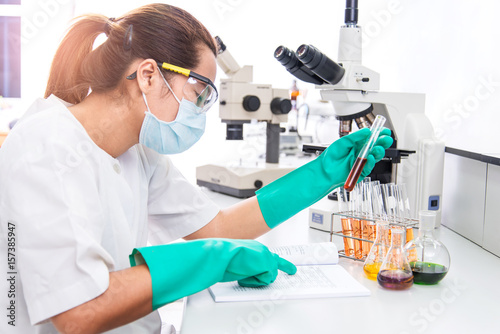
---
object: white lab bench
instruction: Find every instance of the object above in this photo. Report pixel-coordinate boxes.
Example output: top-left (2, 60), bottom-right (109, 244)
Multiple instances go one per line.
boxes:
top-left (180, 190), bottom-right (500, 334)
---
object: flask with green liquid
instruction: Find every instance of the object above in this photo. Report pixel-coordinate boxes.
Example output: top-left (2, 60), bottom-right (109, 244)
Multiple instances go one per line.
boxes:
top-left (404, 210), bottom-right (450, 285)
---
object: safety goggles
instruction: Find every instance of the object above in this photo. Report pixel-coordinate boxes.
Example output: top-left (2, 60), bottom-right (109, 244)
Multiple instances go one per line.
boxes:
top-left (127, 62), bottom-right (218, 114)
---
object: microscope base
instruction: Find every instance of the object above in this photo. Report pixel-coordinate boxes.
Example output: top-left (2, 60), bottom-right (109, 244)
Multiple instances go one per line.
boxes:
top-left (196, 164), bottom-right (295, 198)
top-left (197, 180), bottom-right (256, 198)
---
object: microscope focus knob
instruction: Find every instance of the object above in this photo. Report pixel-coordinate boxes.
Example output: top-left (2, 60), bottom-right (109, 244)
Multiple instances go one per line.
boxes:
top-left (271, 98), bottom-right (292, 115)
top-left (243, 95), bottom-right (261, 112)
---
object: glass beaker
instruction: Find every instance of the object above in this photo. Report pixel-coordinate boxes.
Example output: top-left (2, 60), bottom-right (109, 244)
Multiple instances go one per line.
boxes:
top-left (404, 210), bottom-right (450, 285)
top-left (363, 220), bottom-right (390, 280)
top-left (337, 188), bottom-right (355, 258)
top-left (377, 228), bottom-right (414, 290)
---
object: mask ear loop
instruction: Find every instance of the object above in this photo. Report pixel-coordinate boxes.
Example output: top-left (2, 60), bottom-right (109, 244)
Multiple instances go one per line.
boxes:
top-left (142, 92), bottom-right (151, 114)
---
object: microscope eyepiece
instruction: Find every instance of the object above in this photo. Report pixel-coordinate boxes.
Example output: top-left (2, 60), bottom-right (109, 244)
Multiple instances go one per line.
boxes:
top-left (345, 0), bottom-right (359, 26)
top-left (296, 44), bottom-right (345, 85)
top-left (274, 45), bottom-right (286, 59)
top-left (296, 45), bottom-right (309, 59)
top-left (274, 46), bottom-right (298, 68)
top-left (274, 45), bottom-right (325, 85)
top-left (214, 36), bottom-right (226, 55)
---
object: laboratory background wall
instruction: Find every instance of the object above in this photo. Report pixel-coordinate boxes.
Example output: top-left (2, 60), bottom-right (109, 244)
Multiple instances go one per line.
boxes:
top-left (1, 0), bottom-right (499, 182)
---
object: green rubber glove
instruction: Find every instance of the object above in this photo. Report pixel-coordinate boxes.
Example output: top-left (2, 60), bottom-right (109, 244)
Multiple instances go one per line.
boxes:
top-left (129, 238), bottom-right (297, 310)
top-left (256, 128), bottom-right (393, 228)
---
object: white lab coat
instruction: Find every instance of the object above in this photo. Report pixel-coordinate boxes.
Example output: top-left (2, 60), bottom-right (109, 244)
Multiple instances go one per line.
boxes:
top-left (0, 95), bottom-right (220, 334)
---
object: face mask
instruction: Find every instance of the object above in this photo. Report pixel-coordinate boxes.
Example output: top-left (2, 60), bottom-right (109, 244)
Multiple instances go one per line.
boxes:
top-left (139, 71), bottom-right (206, 155)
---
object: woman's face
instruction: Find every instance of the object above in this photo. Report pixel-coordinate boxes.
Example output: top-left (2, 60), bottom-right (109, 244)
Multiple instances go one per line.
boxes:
top-left (144, 46), bottom-right (217, 122)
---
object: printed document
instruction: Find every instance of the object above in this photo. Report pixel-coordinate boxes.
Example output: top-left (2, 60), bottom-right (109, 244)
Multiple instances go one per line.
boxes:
top-left (209, 243), bottom-right (370, 302)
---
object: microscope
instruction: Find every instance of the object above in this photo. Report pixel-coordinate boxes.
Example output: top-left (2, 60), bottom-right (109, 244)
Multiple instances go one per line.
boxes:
top-left (275, 0), bottom-right (445, 224)
top-left (196, 37), bottom-right (294, 198)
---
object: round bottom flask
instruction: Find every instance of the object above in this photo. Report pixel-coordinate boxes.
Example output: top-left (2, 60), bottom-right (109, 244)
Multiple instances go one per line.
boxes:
top-left (405, 210), bottom-right (450, 285)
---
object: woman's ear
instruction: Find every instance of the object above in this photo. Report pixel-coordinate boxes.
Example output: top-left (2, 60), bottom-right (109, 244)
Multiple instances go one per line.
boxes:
top-left (136, 59), bottom-right (158, 94)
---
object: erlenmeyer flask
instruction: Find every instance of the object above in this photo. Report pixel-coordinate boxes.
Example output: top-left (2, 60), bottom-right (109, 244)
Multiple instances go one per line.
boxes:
top-left (404, 210), bottom-right (450, 285)
top-left (363, 220), bottom-right (390, 280)
top-left (377, 228), bottom-right (414, 290)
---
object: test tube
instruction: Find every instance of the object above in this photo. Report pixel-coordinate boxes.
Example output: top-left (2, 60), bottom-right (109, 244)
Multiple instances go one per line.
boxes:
top-left (362, 181), bottom-right (377, 257)
top-left (343, 115), bottom-right (387, 192)
top-left (351, 183), bottom-right (363, 259)
top-left (337, 188), bottom-right (355, 258)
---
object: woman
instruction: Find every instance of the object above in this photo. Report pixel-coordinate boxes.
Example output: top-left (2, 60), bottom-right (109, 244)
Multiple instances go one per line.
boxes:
top-left (0, 3), bottom-right (392, 334)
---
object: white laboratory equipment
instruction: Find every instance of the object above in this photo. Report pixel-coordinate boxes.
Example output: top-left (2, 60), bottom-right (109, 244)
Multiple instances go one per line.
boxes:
top-left (196, 37), bottom-right (295, 198)
top-left (275, 0), bottom-right (444, 226)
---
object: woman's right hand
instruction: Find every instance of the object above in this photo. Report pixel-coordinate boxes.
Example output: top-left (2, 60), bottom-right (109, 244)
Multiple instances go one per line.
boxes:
top-left (130, 238), bottom-right (297, 310)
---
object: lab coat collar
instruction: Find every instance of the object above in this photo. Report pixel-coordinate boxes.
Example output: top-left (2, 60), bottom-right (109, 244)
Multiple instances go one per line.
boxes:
top-left (16, 95), bottom-right (73, 126)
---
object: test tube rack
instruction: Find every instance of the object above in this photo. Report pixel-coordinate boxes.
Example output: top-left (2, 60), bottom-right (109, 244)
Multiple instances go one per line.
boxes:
top-left (330, 211), bottom-right (419, 262)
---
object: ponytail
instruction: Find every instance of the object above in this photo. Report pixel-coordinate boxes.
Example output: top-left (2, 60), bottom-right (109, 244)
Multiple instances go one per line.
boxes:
top-left (45, 15), bottom-right (110, 104)
top-left (45, 4), bottom-right (217, 105)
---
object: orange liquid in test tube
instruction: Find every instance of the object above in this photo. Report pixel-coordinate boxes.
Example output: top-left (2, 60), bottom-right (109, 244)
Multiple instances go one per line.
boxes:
top-left (341, 218), bottom-right (355, 257)
top-left (362, 221), bottom-right (376, 257)
top-left (352, 219), bottom-right (363, 259)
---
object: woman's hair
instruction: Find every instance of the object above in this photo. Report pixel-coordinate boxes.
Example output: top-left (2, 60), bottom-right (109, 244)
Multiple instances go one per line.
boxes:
top-left (44, 3), bottom-right (217, 104)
